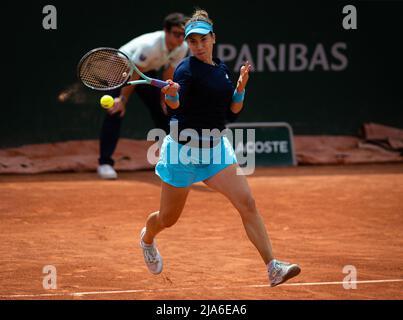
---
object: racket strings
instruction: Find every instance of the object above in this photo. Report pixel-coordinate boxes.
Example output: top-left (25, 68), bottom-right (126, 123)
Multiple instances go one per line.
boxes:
top-left (79, 49), bottom-right (131, 90)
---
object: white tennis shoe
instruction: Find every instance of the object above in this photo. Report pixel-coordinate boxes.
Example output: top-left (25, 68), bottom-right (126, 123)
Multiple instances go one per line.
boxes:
top-left (268, 259), bottom-right (301, 287)
top-left (97, 164), bottom-right (117, 180)
top-left (139, 227), bottom-right (163, 275)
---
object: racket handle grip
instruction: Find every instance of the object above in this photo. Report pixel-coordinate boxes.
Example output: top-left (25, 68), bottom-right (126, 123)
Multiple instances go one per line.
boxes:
top-left (150, 79), bottom-right (169, 88)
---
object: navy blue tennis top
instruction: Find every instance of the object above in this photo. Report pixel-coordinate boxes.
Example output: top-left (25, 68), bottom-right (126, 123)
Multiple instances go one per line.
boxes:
top-left (169, 56), bottom-right (240, 138)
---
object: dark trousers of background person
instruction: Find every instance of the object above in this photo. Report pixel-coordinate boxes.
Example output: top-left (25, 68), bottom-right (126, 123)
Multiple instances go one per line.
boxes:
top-left (98, 71), bottom-right (169, 166)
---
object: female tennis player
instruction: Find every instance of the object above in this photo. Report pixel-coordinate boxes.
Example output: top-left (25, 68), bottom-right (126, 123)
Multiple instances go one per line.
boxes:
top-left (139, 9), bottom-right (300, 287)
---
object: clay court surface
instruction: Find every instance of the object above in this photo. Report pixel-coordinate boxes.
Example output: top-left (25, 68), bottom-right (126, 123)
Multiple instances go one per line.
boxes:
top-left (0, 164), bottom-right (402, 300)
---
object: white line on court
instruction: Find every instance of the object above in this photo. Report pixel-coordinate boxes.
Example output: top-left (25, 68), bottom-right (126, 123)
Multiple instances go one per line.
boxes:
top-left (1, 279), bottom-right (402, 298)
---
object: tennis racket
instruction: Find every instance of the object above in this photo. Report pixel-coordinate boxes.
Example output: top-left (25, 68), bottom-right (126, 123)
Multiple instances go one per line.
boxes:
top-left (77, 47), bottom-right (169, 91)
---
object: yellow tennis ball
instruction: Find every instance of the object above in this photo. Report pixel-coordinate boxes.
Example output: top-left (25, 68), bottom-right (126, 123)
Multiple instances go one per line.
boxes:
top-left (100, 95), bottom-right (114, 109)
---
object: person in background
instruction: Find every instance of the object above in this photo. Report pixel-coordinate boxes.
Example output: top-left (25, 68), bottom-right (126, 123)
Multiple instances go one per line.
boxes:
top-left (97, 12), bottom-right (188, 179)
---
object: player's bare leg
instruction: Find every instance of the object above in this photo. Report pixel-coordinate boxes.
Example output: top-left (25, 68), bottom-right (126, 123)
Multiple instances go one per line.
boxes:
top-left (204, 164), bottom-right (300, 286)
top-left (204, 164), bottom-right (274, 265)
top-left (140, 182), bottom-right (190, 274)
top-left (142, 182), bottom-right (190, 244)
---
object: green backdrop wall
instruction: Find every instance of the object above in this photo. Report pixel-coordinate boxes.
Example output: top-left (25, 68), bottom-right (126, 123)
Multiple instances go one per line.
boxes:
top-left (3, 0), bottom-right (403, 148)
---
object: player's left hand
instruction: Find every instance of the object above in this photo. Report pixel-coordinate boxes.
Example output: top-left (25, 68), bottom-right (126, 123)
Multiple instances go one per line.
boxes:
top-left (236, 61), bottom-right (252, 92)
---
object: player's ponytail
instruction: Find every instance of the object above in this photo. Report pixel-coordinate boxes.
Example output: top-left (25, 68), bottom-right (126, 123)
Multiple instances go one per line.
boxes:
top-left (186, 8), bottom-right (213, 27)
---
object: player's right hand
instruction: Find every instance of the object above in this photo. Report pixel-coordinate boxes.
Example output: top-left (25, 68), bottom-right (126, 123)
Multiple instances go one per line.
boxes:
top-left (108, 96), bottom-right (126, 117)
top-left (161, 79), bottom-right (180, 96)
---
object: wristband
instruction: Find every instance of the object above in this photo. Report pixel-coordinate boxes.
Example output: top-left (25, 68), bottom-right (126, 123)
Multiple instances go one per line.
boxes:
top-left (232, 89), bottom-right (245, 103)
top-left (165, 93), bottom-right (179, 102)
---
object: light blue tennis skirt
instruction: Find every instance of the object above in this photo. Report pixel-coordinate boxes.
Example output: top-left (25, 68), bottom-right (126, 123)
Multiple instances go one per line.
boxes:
top-left (155, 135), bottom-right (238, 188)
